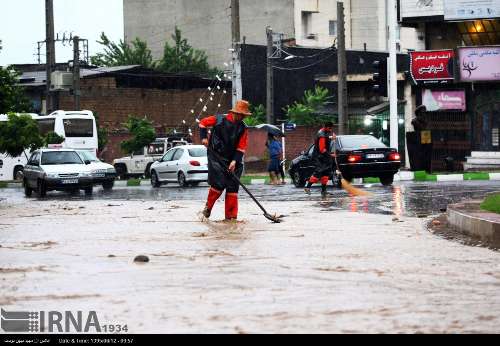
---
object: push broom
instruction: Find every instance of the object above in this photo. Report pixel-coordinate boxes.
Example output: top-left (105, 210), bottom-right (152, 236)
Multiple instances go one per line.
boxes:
top-left (332, 142), bottom-right (372, 197)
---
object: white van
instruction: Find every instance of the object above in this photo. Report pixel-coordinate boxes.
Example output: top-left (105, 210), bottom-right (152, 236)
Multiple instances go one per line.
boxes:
top-left (0, 111), bottom-right (98, 181)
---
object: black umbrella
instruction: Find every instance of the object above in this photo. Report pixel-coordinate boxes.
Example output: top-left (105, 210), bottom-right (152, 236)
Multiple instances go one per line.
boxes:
top-left (255, 124), bottom-right (285, 137)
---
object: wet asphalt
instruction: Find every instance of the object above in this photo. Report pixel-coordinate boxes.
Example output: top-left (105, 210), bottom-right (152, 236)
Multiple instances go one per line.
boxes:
top-left (1, 180), bottom-right (499, 218)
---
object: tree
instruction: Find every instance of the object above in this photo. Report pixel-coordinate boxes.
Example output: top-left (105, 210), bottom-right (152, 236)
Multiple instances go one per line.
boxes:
top-left (91, 33), bottom-right (155, 68)
top-left (156, 27), bottom-right (220, 76)
top-left (44, 132), bottom-right (65, 145)
top-left (120, 116), bottom-right (156, 155)
top-left (285, 86), bottom-right (333, 126)
top-left (244, 104), bottom-right (267, 126)
top-left (0, 113), bottom-right (44, 159)
top-left (0, 66), bottom-right (32, 114)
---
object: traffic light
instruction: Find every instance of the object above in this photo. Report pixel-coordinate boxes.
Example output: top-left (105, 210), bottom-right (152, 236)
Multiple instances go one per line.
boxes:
top-left (372, 59), bottom-right (388, 97)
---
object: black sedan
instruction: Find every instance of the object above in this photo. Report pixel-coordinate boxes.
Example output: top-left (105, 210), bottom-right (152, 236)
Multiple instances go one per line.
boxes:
top-left (288, 135), bottom-right (401, 187)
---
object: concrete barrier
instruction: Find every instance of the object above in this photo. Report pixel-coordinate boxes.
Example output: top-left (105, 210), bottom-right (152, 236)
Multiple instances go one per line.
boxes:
top-left (447, 202), bottom-right (500, 247)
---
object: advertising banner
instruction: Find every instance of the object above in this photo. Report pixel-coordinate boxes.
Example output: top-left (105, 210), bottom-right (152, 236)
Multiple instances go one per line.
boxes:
top-left (410, 50), bottom-right (455, 84)
top-left (400, 0), bottom-right (445, 19)
top-left (458, 46), bottom-right (500, 82)
top-left (444, 0), bottom-right (500, 20)
top-left (422, 89), bottom-right (467, 111)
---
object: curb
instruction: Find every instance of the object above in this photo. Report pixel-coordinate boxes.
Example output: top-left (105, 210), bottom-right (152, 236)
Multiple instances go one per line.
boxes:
top-left (447, 202), bottom-right (500, 247)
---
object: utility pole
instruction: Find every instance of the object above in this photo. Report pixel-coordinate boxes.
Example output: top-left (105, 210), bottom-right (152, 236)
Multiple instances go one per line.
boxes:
top-left (231, 0), bottom-right (242, 107)
top-left (266, 26), bottom-right (274, 124)
top-left (388, 0), bottom-right (398, 149)
top-left (45, 0), bottom-right (56, 114)
top-left (73, 36), bottom-right (81, 111)
top-left (337, 2), bottom-right (348, 135)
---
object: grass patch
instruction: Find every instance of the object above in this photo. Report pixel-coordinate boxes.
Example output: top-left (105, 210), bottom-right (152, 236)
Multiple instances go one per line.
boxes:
top-left (414, 171), bottom-right (437, 182)
top-left (464, 172), bottom-right (490, 181)
top-left (363, 177), bottom-right (381, 184)
top-left (127, 179), bottom-right (141, 187)
top-left (0, 182), bottom-right (7, 188)
top-left (481, 193), bottom-right (500, 214)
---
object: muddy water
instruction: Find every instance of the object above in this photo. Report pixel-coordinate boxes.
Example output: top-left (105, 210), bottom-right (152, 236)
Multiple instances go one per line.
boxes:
top-left (1, 197), bottom-right (500, 333)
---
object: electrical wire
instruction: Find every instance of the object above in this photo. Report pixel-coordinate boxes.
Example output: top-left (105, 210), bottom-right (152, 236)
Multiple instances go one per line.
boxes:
top-left (272, 51), bottom-right (337, 71)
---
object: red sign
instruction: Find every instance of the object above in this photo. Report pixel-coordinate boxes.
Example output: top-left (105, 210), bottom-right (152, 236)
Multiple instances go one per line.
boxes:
top-left (410, 50), bottom-right (455, 84)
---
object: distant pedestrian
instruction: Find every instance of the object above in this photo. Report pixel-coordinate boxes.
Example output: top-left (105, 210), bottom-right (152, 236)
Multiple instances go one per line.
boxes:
top-left (266, 134), bottom-right (284, 185)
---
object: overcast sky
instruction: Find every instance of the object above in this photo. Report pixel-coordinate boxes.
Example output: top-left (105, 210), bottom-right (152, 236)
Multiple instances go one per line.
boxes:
top-left (0, 0), bottom-right (124, 67)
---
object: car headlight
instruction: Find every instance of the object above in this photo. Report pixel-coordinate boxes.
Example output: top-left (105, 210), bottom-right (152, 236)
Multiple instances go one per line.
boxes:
top-left (80, 172), bottom-right (92, 178)
top-left (91, 169), bottom-right (107, 175)
top-left (46, 173), bottom-right (59, 179)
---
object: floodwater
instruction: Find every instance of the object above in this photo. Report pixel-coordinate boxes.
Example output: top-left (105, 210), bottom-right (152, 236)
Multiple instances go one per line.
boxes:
top-left (1, 182), bottom-right (500, 333)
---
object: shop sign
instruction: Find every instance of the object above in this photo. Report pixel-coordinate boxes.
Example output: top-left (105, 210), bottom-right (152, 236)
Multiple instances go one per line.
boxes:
top-left (422, 89), bottom-right (467, 111)
top-left (458, 46), bottom-right (500, 82)
top-left (410, 50), bottom-right (455, 85)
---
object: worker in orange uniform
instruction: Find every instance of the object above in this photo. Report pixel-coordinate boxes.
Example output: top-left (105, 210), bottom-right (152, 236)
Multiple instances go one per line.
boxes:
top-left (199, 100), bottom-right (251, 221)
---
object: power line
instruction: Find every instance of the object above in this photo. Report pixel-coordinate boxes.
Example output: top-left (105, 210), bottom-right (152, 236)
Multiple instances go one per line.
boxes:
top-left (272, 51), bottom-right (337, 71)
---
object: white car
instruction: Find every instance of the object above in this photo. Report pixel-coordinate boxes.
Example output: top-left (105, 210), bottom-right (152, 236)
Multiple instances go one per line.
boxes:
top-left (149, 145), bottom-right (208, 187)
top-left (76, 150), bottom-right (117, 191)
top-left (23, 149), bottom-right (94, 197)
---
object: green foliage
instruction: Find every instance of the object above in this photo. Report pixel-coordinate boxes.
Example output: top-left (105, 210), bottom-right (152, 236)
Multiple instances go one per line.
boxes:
top-left (91, 32), bottom-right (155, 68)
top-left (245, 104), bottom-right (267, 126)
top-left (0, 113), bottom-right (44, 157)
top-left (0, 66), bottom-right (32, 114)
top-left (285, 86), bottom-right (333, 126)
top-left (120, 116), bottom-right (156, 155)
top-left (156, 27), bottom-right (221, 76)
top-left (44, 131), bottom-right (65, 145)
top-left (481, 193), bottom-right (500, 214)
top-left (94, 112), bottom-right (108, 151)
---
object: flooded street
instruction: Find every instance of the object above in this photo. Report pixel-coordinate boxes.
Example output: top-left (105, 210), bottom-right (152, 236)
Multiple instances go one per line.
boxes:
top-left (1, 181), bottom-right (500, 333)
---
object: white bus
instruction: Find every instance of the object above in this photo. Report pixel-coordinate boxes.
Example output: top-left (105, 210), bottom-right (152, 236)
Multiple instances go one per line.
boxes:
top-left (0, 110), bottom-right (98, 181)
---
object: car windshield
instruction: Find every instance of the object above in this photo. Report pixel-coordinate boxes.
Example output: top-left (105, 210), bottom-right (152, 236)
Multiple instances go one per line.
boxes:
top-left (188, 148), bottom-right (207, 158)
top-left (339, 136), bottom-right (386, 149)
top-left (78, 151), bottom-right (99, 162)
top-left (41, 151), bottom-right (84, 165)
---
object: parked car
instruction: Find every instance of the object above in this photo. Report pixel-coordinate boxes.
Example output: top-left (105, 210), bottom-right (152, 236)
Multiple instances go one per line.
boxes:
top-left (76, 150), bottom-right (117, 191)
top-left (150, 145), bottom-right (208, 187)
top-left (289, 135), bottom-right (401, 187)
top-left (113, 137), bottom-right (190, 179)
top-left (23, 149), bottom-right (94, 197)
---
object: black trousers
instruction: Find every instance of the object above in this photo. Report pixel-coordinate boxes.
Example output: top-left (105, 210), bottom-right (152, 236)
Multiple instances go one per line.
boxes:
top-left (208, 156), bottom-right (243, 193)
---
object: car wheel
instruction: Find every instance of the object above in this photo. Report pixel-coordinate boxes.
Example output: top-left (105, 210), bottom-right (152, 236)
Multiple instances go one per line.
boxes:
top-left (37, 180), bottom-right (47, 198)
top-left (144, 164), bottom-right (152, 179)
top-left (189, 182), bottom-right (200, 187)
top-left (103, 181), bottom-right (114, 191)
top-left (380, 174), bottom-right (394, 186)
top-left (292, 170), bottom-right (306, 188)
top-left (178, 172), bottom-right (188, 187)
top-left (114, 164), bottom-right (128, 180)
top-left (24, 179), bottom-right (32, 197)
top-left (13, 166), bottom-right (24, 181)
top-left (84, 186), bottom-right (93, 196)
top-left (151, 171), bottom-right (161, 188)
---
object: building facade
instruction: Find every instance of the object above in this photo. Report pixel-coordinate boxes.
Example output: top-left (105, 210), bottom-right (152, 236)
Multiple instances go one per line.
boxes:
top-left (124, 0), bottom-right (423, 68)
top-left (400, 0), bottom-right (500, 171)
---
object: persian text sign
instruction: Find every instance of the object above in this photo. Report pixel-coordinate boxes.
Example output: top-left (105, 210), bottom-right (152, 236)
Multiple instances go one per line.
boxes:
top-left (458, 47), bottom-right (500, 82)
top-left (422, 90), bottom-right (466, 112)
top-left (400, 0), bottom-right (445, 19)
top-left (444, 0), bottom-right (500, 20)
top-left (410, 50), bottom-right (455, 84)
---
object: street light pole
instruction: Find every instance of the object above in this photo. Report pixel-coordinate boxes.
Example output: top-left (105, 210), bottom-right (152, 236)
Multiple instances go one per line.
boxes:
top-left (266, 26), bottom-right (274, 124)
top-left (388, 0), bottom-right (398, 150)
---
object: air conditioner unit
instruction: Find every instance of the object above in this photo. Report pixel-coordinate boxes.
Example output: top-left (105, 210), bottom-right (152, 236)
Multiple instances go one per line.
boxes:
top-left (50, 71), bottom-right (73, 91)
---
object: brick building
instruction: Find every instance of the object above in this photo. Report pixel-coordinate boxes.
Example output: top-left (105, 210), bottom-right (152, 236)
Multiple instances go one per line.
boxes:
top-left (16, 65), bottom-right (232, 163)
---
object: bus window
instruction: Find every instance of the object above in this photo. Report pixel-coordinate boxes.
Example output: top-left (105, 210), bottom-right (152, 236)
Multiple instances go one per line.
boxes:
top-left (37, 118), bottom-right (56, 136)
top-left (63, 119), bottom-right (94, 137)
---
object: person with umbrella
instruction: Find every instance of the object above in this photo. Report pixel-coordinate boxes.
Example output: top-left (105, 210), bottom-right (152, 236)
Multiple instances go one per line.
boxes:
top-left (266, 133), bottom-right (284, 185)
top-left (304, 121), bottom-right (336, 197)
top-left (199, 100), bottom-right (251, 221)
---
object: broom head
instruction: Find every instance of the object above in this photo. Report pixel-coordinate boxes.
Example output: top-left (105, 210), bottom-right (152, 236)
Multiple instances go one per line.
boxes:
top-left (341, 178), bottom-right (372, 197)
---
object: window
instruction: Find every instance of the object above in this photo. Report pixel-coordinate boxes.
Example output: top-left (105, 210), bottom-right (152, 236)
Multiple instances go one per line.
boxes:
top-left (173, 149), bottom-right (184, 161)
top-left (37, 119), bottom-right (56, 136)
top-left (41, 151), bottom-right (83, 165)
top-left (329, 20), bottom-right (337, 36)
top-left (302, 11), bottom-right (312, 39)
top-left (148, 143), bottom-right (165, 155)
top-left (29, 152), bottom-right (40, 166)
top-left (63, 119), bottom-right (94, 138)
top-left (162, 149), bottom-right (176, 162)
top-left (188, 148), bottom-right (207, 158)
top-left (0, 159), bottom-right (3, 169)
